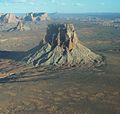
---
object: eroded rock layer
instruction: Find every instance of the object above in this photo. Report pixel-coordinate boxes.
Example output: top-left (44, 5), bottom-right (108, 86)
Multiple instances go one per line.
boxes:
top-left (26, 24), bottom-right (104, 67)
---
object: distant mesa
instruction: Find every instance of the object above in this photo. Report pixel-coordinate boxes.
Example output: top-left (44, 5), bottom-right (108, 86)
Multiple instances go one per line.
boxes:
top-left (23, 12), bottom-right (49, 22)
top-left (25, 24), bottom-right (104, 67)
top-left (0, 12), bottom-right (50, 24)
top-left (0, 13), bottom-right (19, 23)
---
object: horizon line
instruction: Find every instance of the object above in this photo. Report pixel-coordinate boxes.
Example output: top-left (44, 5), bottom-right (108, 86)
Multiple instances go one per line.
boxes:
top-left (1, 12), bottom-right (120, 14)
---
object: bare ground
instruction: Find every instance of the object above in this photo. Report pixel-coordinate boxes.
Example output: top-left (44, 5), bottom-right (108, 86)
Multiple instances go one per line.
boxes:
top-left (0, 50), bottom-right (120, 114)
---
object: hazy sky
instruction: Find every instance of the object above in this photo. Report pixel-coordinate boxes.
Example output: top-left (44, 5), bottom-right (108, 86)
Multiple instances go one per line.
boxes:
top-left (0, 0), bottom-right (120, 13)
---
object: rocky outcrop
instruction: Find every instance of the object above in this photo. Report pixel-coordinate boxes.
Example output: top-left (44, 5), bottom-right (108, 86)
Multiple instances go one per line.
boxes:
top-left (0, 13), bottom-right (18, 23)
top-left (7, 21), bottom-right (30, 32)
top-left (23, 12), bottom-right (49, 22)
top-left (26, 24), bottom-right (104, 67)
top-left (16, 22), bottom-right (25, 31)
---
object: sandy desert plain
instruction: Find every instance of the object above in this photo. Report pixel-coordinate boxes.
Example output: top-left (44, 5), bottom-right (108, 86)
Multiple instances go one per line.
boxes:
top-left (0, 17), bottom-right (120, 114)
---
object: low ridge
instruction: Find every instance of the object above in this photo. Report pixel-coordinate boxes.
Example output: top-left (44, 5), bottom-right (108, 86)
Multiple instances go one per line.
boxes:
top-left (7, 21), bottom-right (30, 32)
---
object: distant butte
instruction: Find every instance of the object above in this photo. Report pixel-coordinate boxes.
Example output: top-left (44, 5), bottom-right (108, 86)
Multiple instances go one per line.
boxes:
top-left (0, 13), bottom-right (19, 23)
top-left (0, 12), bottom-right (49, 23)
top-left (23, 12), bottom-right (49, 22)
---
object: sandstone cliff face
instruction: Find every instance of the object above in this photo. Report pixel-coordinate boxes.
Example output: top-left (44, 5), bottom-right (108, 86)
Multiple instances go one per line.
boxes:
top-left (26, 24), bottom-right (104, 67)
top-left (23, 12), bottom-right (49, 22)
top-left (0, 13), bottom-right (17, 23)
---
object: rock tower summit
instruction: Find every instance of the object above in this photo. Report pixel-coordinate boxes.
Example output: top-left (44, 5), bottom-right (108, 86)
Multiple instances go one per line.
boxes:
top-left (45, 24), bottom-right (78, 51)
top-left (27, 24), bottom-right (104, 67)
